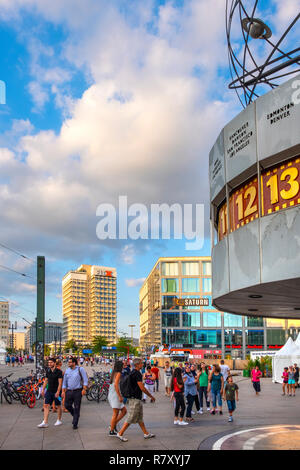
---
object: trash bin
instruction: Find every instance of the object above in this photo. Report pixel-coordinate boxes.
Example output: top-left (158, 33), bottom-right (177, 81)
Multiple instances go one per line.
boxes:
top-left (243, 369), bottom-right (250, 377)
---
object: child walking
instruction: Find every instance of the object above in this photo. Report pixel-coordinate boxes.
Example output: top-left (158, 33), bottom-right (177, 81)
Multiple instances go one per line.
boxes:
top-left (224, 375), bottom-right (239, 422)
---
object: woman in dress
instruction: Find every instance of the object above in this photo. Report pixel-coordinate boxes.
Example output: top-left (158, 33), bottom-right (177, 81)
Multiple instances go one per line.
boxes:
top-left (108, 360), bottom-right (127, 436)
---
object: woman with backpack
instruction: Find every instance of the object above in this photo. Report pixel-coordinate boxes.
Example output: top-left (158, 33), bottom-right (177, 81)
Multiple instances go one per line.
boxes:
top-left (108, 360), bottom-right (127, 436)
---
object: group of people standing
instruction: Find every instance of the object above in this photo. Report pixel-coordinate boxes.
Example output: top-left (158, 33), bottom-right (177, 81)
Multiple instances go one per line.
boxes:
top-left (170, 360), bottom-right (238, 424)
top-left (282, 364), bottom-right (299, 396)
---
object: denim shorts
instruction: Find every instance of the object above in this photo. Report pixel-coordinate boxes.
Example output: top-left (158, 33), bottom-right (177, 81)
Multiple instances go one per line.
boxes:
top-left (227, 400), bottom-right (236, 412)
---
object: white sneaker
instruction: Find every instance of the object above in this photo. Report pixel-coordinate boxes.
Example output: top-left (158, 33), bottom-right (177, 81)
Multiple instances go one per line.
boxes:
top-left (174, 420), bottom-right (179, 425)
top-left (54, 420), bottom-right (63, 426)
top-left (37, 421), bottom-right (48, 428)
top-left (197, 410), bottom-right (202, 414)
top-left (191, 411), bottom-right (195, 415)
top-left (178, 421), bottom-right (189, 426)
top-left (116, 433), bottom-right (128, 442)
top-left (144, 433), bottom-right (155, 439)
top-left (207, 407), bottom-right (210, 411)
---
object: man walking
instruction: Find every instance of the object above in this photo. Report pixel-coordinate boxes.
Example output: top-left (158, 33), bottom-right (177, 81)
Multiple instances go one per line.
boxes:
top-left (62, 357), bottom-right (88, 429)
top-left (117, 358), bottom-right (156, 442)
top-left (38, 357), bottom-right (63, 428)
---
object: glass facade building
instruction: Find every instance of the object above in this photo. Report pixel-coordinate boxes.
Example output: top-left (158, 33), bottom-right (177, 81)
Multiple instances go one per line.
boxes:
top-left (139, 257), bottom-right (300, 358)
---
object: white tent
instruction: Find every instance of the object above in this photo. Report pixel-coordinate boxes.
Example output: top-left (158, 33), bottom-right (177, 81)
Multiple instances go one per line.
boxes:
top-left (272, 337), bottom-right (300, 383)
top-left (294, 333), bottom-right (300, 349)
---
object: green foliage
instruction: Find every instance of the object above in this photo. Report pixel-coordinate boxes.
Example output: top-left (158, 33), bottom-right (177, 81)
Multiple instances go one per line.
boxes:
top-left (92, 336), bottom-right (108, 353)
top-left (246, 356), bottom-right (273, 375)
top-left (6, 347), bottom-right (14, 354)
top-left (64, 338), bottom-right (78, 353)
top-left (114, 335), bottom-right (138, 356)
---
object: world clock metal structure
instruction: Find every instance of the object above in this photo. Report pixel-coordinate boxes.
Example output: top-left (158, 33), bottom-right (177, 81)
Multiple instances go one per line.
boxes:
top-left (210, 1), bottom-right (300, 319)
top-left (226, 0), bottom-right (300, 108)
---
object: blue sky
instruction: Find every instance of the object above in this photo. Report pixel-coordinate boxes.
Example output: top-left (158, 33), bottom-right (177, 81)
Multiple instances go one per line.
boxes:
top-left (0, 0), bottom-right (298, 337)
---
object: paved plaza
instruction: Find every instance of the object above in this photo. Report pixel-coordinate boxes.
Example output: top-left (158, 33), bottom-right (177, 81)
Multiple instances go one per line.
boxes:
top-left (1, 364), bottom-right (300, 450)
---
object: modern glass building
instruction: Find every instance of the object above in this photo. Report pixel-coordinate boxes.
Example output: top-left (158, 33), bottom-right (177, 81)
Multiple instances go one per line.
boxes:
top-left (139, 257), bottom-right (300, 358)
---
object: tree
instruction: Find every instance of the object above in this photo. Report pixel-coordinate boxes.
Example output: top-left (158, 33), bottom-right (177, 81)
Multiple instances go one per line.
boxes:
top-left (92, 336), bottom-right (108, 354)
top-left (44, 344), bottom-right (51, 357)
top-left (64, 338), bottom-right (78, 353)
top-left (115, 335), bottom-right (138, 356)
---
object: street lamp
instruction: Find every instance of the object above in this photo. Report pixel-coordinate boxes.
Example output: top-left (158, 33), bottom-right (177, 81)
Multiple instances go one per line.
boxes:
top-left (128, 324), bottom-right (136, 345)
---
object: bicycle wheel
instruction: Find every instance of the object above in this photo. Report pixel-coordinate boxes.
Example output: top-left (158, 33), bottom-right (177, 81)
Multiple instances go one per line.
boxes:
top-left (18, 391), bottom-right (27, 405)
top-left (86, 389), bottom-right (94, 401)
top-left (1, 387), bottom-right (13, 404)
top-left (90, 384), bottom-right (100, 401)
top-left (99, 386), bottom-right (108, 401)
top-left (26, 392), bottom-right (36, 409)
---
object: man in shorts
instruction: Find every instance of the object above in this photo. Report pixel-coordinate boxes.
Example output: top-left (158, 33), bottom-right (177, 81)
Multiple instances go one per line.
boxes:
top-left (38, 357), bottom-right (63, 428)
top-left (116, 358), bottom-right (156, 442)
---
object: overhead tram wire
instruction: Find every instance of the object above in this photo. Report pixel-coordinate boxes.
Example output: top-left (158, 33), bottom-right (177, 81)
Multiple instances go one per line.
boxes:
top-left (0, 263), bottom-right (36, 280)
top-left (0, 242), bottom-right (36, 263)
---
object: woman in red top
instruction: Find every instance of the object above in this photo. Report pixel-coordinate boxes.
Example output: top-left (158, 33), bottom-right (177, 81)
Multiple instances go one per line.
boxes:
top-left (282, 367), bottom-right (289, 396)
top-left (251, 365), bottom-right (262, 395)
top-left (170, 368), bottom-right (188, 426)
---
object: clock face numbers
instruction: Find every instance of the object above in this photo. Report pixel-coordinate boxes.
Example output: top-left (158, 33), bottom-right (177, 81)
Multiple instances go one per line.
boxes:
top-left (217, 156), bottom-right (300, 241)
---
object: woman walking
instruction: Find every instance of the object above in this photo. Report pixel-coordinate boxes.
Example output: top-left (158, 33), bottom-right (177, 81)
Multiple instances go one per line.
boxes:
top-left (164, 361), bottom-right (173, 396)
top-left (197, 363), bottom-right (210, 413)
top-left (208, 364), bottom-right (224, 415)
top-left (142, 366), bottom-right (156, 402)
top-left (183, 365), bottom-right (198, 422)
top-left (108, 360), bottom-right (127, 436)
top-left (251, 365), bottom-right (262, 396)
top-left (171, 368), bottom-right (188, 425)
top-left (282, 367), bottom-right (289, 396)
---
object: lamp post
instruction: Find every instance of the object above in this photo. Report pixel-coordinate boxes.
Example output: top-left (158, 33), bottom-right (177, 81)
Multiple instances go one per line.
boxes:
top-left (128, 324), bottom-right (136, 345)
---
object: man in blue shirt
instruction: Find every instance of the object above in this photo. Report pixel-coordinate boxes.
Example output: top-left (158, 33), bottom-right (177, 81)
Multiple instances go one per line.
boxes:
top-left (62, 357), bottom-right (88, 429)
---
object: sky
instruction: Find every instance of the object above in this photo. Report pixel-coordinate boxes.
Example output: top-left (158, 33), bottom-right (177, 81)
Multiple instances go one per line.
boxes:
top-left (0, 0), bottom-right (298, 338)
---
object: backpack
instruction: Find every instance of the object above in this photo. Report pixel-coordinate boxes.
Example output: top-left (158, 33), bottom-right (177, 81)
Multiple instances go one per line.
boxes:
top-left (120, 373), bottom-right (134, 398)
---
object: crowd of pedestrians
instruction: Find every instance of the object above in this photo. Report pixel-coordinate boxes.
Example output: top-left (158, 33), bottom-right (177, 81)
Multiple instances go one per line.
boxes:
top-left (33, 355), bottom-right (291, 441)
top-left (6, 354), bottom-right (34, 366)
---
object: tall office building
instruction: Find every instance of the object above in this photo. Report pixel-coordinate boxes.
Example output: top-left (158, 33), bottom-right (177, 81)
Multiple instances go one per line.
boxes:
top-left (0, 301), bottom-right (9, 347)
top-left (62, 265), bottom-right (117, 346)
top-left (140, 257), bottom-right (299, 359)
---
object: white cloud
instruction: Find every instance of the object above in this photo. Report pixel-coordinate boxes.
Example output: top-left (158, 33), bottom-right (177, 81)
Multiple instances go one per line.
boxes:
top-left (121, 244), bottom-right (136, 265)
top-left (125, 278), bottom-right (146, 288)
top-left (0, 0), bottom-right (238, 271)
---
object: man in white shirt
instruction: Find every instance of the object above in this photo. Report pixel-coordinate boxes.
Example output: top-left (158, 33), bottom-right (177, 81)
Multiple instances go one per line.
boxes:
top-left (220, 360), bottom-right (230, 384)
